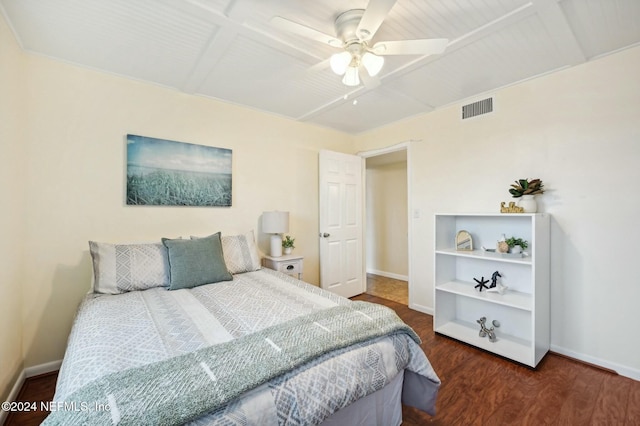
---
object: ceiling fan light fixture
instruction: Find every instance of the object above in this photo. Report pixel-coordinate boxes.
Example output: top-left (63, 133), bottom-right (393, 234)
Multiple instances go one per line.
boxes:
top-left (330, 51), bottom-right (352, 75)
top-left (361, 52), bottom-right (384, 76)
top-left (273, 6), bottom-right (452, 90)
top-left (342, 66), bottom-right (360, 86)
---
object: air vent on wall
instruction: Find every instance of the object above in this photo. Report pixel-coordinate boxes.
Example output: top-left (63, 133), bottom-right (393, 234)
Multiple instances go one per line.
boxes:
top-left (462, 97), bottom-right (493, 120)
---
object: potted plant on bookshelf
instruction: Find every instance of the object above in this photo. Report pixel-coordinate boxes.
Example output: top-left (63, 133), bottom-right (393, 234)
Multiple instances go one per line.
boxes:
top-left (505, 236), bottom-right (529, 254)
top-left (509, 178), bottom-right (544, 213)
top-left (282, 235), bottom-right (295, 255)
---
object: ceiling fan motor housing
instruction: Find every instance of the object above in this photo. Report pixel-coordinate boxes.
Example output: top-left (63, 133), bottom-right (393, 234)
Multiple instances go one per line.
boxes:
top-left (335, 9), bottom-right (367, 45)
top-left (332, 9), bottom-right (385, 83)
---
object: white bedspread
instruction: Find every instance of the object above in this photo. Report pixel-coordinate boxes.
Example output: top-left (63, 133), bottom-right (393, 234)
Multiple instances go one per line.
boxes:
top-left (53, 269), bottom-right (440, 425)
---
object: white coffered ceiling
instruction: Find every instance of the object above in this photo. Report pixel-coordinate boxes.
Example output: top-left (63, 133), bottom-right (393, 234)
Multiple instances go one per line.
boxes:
top-left (2, 0), bottom-right (639, 134)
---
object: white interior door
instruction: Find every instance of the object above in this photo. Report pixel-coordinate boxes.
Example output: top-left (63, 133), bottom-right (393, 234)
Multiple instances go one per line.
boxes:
top-left (318, 150), bottom-right (364, 298)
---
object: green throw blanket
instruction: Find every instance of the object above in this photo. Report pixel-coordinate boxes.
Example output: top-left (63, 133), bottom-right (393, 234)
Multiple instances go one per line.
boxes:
top-left (43, 301), bottom-right (420, 426)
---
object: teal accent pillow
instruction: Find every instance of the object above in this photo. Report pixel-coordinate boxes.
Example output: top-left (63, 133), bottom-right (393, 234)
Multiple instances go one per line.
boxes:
top-left (162, 232), bottom-right (232, 290)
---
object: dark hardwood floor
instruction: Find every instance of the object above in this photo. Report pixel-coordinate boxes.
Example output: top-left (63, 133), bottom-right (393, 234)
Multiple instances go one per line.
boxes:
top-left (5, 294), bottom-right (640, 425)
top-left (354, 293), bottom-right (640, 426)
top-left (4, 371), bottom-right (57, 426)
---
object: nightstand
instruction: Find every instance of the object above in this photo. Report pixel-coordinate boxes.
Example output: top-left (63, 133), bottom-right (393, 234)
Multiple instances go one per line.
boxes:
top-left (262, 254), bottom-right (304, 280)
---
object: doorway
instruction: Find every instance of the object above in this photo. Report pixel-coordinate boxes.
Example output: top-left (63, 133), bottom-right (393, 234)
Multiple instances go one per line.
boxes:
top-left (362, 145), bottom-right (409, 305)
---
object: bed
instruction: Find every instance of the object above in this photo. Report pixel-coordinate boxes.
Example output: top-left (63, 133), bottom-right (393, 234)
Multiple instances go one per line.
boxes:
top-left (44, 231), bottom-right (440, 425)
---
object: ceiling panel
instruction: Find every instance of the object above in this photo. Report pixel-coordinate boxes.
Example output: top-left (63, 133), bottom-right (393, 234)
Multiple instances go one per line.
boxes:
top-left (380, 0), bottom-right (532, 42)
top-left (306, 87), bottom-right (432, 134)
top-left (385, 12), bottom-right (568, 108)
top-left (560, 0), bottom-right (640, 59)
top-left (3, 0), bottom-right (218, 88)
top-left (199, 35), bottom-right (347, 117)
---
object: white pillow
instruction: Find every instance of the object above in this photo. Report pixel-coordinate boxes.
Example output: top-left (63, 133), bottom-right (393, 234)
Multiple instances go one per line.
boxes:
top-left (89, 241), bottom-right (170, 294)
top-left (221, 231), bottom-right (261, 274)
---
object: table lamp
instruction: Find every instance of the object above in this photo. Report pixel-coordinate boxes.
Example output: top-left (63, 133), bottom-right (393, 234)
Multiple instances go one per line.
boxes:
top-left (262, 211), bottom-right (289, 257)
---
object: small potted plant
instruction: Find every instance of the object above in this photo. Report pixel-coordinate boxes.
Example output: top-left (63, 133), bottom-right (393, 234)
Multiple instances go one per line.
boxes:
top-left (282, 235), bottom-right (295, 255)
top-left (509, 178), bottom-right (544, 197)
top-left (509, 178), bottom-right (544, 212)
top-left (505, 236), bottom-right (528, 254)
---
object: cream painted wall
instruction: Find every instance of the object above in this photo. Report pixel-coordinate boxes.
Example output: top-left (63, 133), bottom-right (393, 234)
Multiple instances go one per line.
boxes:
top-left (365, 162), bottom-right (408, 277)
top-left (354, 46), bottom-right (640, 379)
top-left (17, 53), bottom-right (353, 367)
top-left (0, 13), bottom-right (26, 401)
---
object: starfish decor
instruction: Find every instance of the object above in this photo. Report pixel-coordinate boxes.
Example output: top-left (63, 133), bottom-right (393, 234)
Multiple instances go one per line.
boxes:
top-left (474, 276), bottom-right (490, 292)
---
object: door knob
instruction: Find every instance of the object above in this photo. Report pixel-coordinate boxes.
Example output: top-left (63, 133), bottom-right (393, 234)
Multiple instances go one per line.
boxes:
top-left (319, 232), bottom-right (330, 238)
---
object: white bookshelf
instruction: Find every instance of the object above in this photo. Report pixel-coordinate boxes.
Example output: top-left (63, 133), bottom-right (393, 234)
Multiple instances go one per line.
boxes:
top-left (434, 213), bottom-right (550, 367)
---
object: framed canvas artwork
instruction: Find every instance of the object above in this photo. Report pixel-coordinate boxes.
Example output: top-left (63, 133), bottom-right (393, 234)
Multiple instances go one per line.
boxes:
top-left (126, 134), bottom-right (232, 206)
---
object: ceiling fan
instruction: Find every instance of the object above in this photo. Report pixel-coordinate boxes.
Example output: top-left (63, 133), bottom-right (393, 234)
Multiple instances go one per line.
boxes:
top-left (271, 0), bottom-right (448, 87)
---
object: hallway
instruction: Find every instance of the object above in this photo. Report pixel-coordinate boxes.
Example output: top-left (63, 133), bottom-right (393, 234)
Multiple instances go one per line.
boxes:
top-left (366, 273), bottom-right (408, 305)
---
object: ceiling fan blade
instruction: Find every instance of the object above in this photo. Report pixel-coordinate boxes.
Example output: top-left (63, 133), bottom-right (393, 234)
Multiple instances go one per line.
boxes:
top-left (356, 0), bottom-right (397, 41)
top-left (372, 38), bottom-right (449, 56)
top-left (360, 71), bottom-right (381, 90)
top-left (271, 16), bottom-right (343, 47)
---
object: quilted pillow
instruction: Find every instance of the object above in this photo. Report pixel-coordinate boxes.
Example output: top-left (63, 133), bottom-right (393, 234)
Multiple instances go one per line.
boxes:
top-left (162, 232), bottom-right (232, 290)
top-left (221, 231), bottom-right (261, 274)
top-left (89, 241), bottom-right (170, 294)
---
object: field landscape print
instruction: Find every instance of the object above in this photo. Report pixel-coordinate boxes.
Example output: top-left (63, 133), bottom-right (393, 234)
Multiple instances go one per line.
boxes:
top-left (126, 135), bottom-right (232, 206)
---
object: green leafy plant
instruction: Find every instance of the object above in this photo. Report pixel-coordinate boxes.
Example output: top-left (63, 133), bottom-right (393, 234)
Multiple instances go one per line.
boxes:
top-left (509, 178), bottom-right (544, 198)
top-left (282, 235), bottom-right (295, 249)
top-left (505, 237), bottom-right (528, 250)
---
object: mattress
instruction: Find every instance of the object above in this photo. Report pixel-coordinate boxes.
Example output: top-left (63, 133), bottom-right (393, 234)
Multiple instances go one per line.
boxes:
top-left (48, 268), bottom-right (440, 425)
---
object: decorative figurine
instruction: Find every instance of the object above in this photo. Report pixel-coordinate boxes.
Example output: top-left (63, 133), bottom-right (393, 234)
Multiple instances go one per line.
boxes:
top-left (490, 271), bottom-right (502, 288)
top-left (474, 276), bottom-right (490, 292)
top-left (500, 201), bottom-right (524, 213)
top-left (496, 234), bottom-right (509, 253)
top-left (486, 270), bottom-right (508, 294)
top-left (477, 316), bottom-right (498, 342)
top-left (487, 282), bottom-right (509, 295)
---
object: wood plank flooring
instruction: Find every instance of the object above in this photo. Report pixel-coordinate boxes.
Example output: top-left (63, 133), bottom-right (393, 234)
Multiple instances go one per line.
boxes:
top-left (366, 273), bottom-right (408, 305)
top-left (5, 294), bottom-right (640, 425)
top-left (354, 293), bottom-right (640, 426)
top-left (4, 371), bottom-right (57, 426)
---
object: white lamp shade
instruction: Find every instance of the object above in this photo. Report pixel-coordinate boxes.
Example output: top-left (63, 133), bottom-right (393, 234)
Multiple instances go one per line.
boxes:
top-left (330, 51), bottom-right (352, 75)
top-left (342, 66), bottom-right (360, 86)
top-left (262, 211), bottom-right (289, 234)
top-left (362, 52), bottom-right (384, 77)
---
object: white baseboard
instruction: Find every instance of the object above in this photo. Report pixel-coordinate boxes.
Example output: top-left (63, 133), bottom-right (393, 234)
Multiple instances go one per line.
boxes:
top-left (366, 269), bottom-right (408, 282)
top-left (409, 302), bottom-right (433, 316)
top-left (550, 344), bottom-right (640, 382)
top-left (24, 360), bottom-right (62, 378)
top-left (0, 360), bottom-right (62, 423)
top-left (1, 370), bottom-right (26, 424)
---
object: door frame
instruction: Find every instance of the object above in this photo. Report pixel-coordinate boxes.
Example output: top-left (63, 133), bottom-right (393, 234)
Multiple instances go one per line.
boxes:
top-left (357, 141), bottom-right (413, 307)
